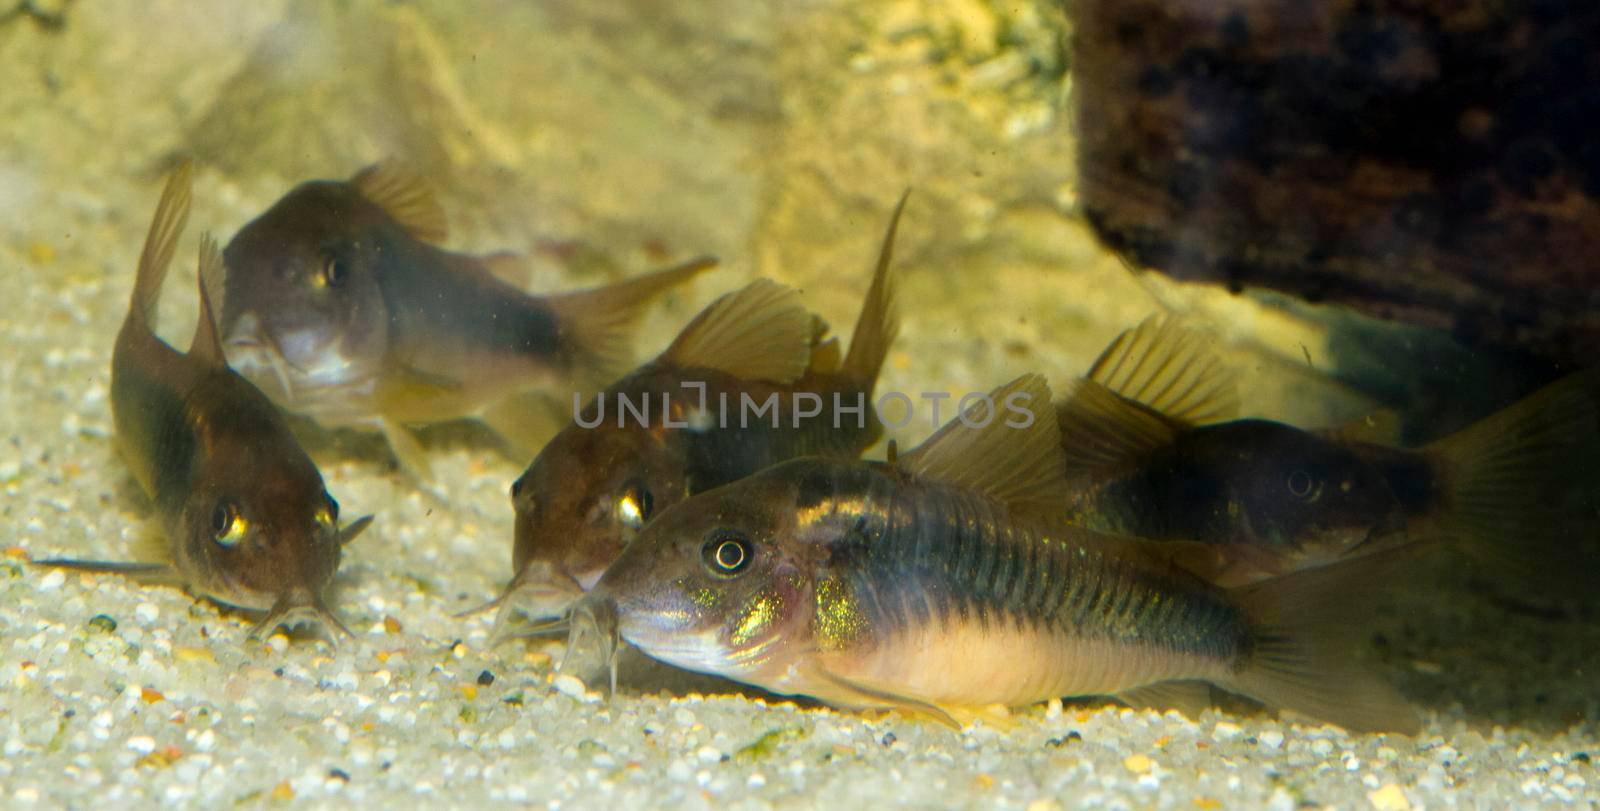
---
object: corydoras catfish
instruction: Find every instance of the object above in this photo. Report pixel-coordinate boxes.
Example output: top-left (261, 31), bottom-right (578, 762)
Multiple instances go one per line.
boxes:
top-left (216, 163), bottom-right (714, 476)
top-left (34, 163), bottom-right (371, 640)
top-left (1058, 317), bottom-right (1600, 586)
top-left (483, 194), bottom-right (908, 639)
top-left (574, 375), bottom-right (1418, 733)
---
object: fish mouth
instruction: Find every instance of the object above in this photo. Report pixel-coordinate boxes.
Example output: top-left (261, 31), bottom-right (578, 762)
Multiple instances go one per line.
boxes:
top-left (223, 313), bottom-right (303, 404)
top-left (249, 591), bottom-right (353, 643)
top-left (477, 561), bottom-right (586, 647)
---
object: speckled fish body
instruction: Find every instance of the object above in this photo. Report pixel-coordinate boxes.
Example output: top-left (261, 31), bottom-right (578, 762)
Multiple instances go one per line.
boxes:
top-left (1057, 317), bottom-right (1600, 585)
top-left (584, 375), bottom-right (1418, 733)
top-left (36, 164), bottom-right (369, 639)
top-left (489, 195), bottom-right (908, 633)
top-left (216, 162), bottom-right (713, 475)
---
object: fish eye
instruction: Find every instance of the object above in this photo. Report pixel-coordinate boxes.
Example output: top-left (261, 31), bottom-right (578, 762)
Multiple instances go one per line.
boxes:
top-left (702, 531), bottom-right (752, 576)
top-left (616, 481), bottom-right (653, 529)
top-left (318, 254), bottom-right (349, 288)
top-left (211, 500), bottom-right (248, 547)
top-left (1286, 469), bottom-right (1316, 499)
top-left (316, 495), bottom-right (339, 528)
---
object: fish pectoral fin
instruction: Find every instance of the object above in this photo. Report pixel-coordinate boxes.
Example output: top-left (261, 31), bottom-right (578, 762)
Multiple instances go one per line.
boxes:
top-left (339, 515), bottom-right (375, 546)
top-left (802, 664), bottom-right (961, 729)
top-left (897, 374), bottom-right (1069, 523)
top-left (660, 277), bottom-right (814, 384)
top-left (379, 418), bottom-right (434, 481)
top-left (1087, 314), bottom-right (1238, 425)
top-left (1117, 680), bottom-right (1215, 720)
top-left (1055, 378), bottom-right (1182, 477)
top-left (383, 361), bottom-right (467, 396)
top-left (349, 161), bottom-right (449, 244)
top-left (29, 557), bottom-right (182, 586)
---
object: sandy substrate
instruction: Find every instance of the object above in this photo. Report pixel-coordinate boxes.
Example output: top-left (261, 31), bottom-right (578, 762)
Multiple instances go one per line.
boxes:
top-left (1, 1), bottom-right (1596, 808)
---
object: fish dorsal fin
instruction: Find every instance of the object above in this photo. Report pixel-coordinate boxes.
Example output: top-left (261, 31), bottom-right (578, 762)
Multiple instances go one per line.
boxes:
top-left (1088, 314), bottom-right (1237, 425)
top-left (1056, 379), bottom-right (1182, 476)
top-left (840, 190), bottom-right (907, 389)
top-left (350, 161), bottom-right (449, 244)
top-left (130, 160), bottom-right (195, 327)
top-left (898, 374), bottom-right (1066, 519)
top-left (190, 233), bottom-right (229, 366)
top-left (662, 279), bottom-right (814, 383)
top-left (807, 314), bottom-right (843, 374)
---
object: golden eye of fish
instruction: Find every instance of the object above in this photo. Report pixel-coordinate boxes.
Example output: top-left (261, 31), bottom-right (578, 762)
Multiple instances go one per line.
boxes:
top-left (317, 254), bottom-right (349, 288)
top-left (211, 500), bottom-right (248, 547)
top-left (315, 496), bottom-right (338, 529)
top-left (616, 482), bottom-right (653, 529)
top-left (703, 531), bottom-right (752, 576)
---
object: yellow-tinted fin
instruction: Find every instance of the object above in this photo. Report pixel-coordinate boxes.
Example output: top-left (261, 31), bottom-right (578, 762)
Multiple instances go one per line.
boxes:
top-left (129, 160), bottom-right (194, 328)
top-left (550, 255), bottom-right (717, 385)
top-left (1224, 548), bottom-right (1421, 735)
top-left (1117, 680), bottom-right (1214, 720)
top-left (1088, 314), bottom-right (1238, 425)
top-left (898, 374), bottom-right (1067, 522)
top-left (481, 390), bottom-right (567, 459)
top-left (339, 515), bottom-right (375, 546)
top-left (380, 417), bottom-right (434, 481)
top-left (661, 278), bottom-right (814, 384)
top-left (1055, 379), bottom-right (1182, 477)
top-left (1422, 368), bottom-right (1600, 581)
top-left (189, 233), bottom-right (228, 367)
top-left (481, 251), bottom-right (533, 289)
top-left (349, 161), bottom-right (449, 244)
top-left (803, 663), bottom-right (960, 729)
top-left (807, 314), bottom-right (843, 374)
top-left (840, 190), bottom-right (907, 391)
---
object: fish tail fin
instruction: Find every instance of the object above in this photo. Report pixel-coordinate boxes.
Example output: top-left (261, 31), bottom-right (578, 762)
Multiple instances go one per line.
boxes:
top-left (1421, 368), bottom-right (1600, 580)
top-left (129, 160), bottom-right (195, 328)
top-left (840, 190), bottom-right (908, 392)
top-left (1224, 549), bottom-right (1421, 734)
top-left (548, 256), bottom-right (718, 382)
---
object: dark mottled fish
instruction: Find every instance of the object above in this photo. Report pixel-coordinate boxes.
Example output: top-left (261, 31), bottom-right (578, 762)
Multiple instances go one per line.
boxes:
top-left (574, 375), bottom-right (1419, 733)
top-left (478, 194), bottom-right (909, 640)
top-left (1060, 317), bottom-right (1600, 586)
top-left (34, 164), bottom-right (371, 640)
top-left (215, 162), bottom-right (714, 476)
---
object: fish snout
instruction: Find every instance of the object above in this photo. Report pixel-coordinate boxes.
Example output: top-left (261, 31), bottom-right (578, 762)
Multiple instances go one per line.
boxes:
top-left (249, 588), bottom-right (352, 642)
